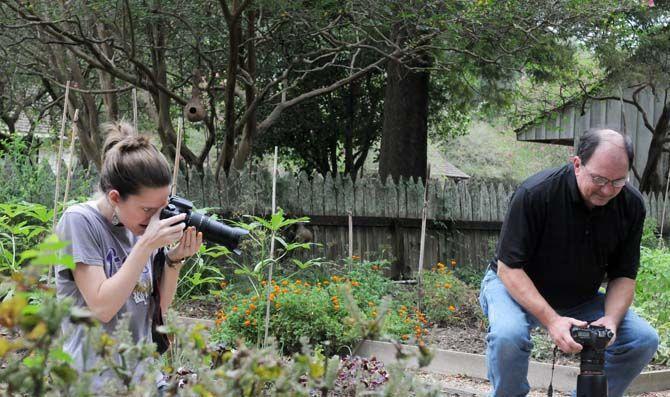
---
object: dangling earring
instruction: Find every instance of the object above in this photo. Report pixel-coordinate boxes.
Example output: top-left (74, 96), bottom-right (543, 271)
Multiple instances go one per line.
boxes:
top-left (111, 207), bottom-right (121, 226)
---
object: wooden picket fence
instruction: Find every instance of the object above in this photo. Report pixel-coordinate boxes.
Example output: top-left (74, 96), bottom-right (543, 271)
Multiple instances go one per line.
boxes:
top-left (7, 159), bottom-right (670, 276)
top-left (173, 167), bottom-right (513, 274)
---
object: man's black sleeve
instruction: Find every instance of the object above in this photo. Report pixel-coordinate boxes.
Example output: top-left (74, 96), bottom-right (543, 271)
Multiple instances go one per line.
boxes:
top-left (496, 186), bottom-right (543, 269)
top-left (607, 199), bottom-right (645, 280)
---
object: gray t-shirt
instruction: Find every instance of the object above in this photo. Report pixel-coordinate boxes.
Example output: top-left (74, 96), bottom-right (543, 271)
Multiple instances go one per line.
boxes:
top-left (55, 202), bottom-right (155, 383)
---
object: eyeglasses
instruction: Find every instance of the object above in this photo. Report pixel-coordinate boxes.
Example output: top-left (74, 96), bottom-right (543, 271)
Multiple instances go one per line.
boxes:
top-left (582, 164), bottom-right (628, 188)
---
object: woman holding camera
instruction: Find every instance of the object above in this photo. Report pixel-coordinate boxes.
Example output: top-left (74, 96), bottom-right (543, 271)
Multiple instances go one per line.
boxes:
top-left (55, 121), bottom-right (202, 390)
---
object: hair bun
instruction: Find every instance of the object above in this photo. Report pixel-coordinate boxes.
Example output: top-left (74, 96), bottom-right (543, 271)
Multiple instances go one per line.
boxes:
top-left (101, 121), bottom-right (151, 158)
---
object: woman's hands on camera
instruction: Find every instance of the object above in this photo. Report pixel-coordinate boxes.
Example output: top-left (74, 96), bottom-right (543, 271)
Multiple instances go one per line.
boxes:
top-left (138, 211), bottom-right (187, 252)
top-left (167, 226), bottom-right (203, 263)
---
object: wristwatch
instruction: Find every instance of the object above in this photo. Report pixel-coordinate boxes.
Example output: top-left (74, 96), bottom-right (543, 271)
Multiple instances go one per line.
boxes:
top-left (165, 253), bottom-right (184, 268)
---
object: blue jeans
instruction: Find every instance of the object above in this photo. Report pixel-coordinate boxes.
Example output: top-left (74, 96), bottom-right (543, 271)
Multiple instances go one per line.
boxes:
top-left (478, 269), bottom-right (659, 397)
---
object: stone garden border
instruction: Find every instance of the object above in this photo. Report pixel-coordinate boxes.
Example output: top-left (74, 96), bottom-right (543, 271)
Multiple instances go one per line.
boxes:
top-left (175, 317), bottom-right (670, 394)
top-left (355, 340), bottom-right (670, 394)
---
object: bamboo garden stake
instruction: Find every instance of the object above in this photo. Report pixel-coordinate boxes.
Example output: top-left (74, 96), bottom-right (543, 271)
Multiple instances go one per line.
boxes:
top-left (417, 164), bottom-right (431, 312)
top-left (263, 146), bottom-right (279, 347)
top-left (62, 109), bottom-right (80, 205)
top-left (48, 81), bottom-right (71, 286)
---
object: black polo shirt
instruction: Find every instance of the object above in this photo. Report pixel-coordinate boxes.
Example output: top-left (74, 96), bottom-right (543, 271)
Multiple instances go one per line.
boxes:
top-left (490, 164), bottom-right (645, 309)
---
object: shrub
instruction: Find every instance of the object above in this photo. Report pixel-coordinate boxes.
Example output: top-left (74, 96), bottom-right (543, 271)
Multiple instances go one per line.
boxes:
top-left (636, 246), bottom-right (670, 364)
top-left (0, 136), bottom-right (93, 205)
top-left (0, 202), bottom-right (53, 275)
top-left (213, 276), bottom-right (369, 356)
top-left (641, 217), bottom-right (660, 249)
top-left (0, 237), bottom-right (438, 396)
top-left (421, 262), bottom-right (482, 327)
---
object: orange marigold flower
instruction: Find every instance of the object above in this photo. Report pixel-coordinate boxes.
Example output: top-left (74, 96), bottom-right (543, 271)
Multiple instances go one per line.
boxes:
top-left (269, 293), bottom-right (276, 301)
top-left (449, 305), bottom-right (456, 311)
top-left (219, 281), bottom-right (228, 289)
top-left (401, 334), bottom-right (409, 340)
top-left (281, 280), bottom-right (289, 286)
top-left (450, 259), bottom-right (457, 268)
top-left (249, 303), bottom-right (257, 311)
top-left (261, 280), bottom-right (267, 286)
top-left (444, 283), bottom-right (452, 289)
top-left (371, 265), bottom-right (379, 271)
top-left (245, 309), bottom-right (251, 316)
top-left (323, 280), bottom-right (330, 285)
top-left (232, 306), bottom-right (238, 312)
top-left (244, 320), bottom-right (251, 327)
top-left (251, 296), bottom-right (258, 302)
top-left (352, 255), bottom-right (361, 260)
top-left (351, 280), bottom-right (360, 287)
top-left (295, 279), bottom-right (302, 285)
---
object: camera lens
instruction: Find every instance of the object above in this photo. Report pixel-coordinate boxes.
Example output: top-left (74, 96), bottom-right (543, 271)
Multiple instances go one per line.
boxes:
top-left (187, 211), bottom-right (249, 253)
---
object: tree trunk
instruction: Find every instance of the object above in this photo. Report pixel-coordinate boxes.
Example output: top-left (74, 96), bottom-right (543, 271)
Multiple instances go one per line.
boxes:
top-left (344, 82), bottom-right (356, 177)
top-left (216, 4), bottom-right (243, 178)
top-left (378, 59), bottom-right (429, 183)
top-left (232, 9), bottom-right (257, 171)
top-left (640, 104), bottom-right (670, 192)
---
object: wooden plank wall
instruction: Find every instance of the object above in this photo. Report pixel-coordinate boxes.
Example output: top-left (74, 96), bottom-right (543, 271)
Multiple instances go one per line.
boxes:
top-left (15, 161), bottom-right (670, 274)
top-left (174, 168), bottom-right (514, 272)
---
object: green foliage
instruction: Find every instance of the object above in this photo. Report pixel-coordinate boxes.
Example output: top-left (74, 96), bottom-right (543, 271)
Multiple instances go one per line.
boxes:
top-left (175, 244), bottom-right (229, 304)
top-left (0, 202), bottom-right (53, 274)
top-left (0, 137), bottom-right (94, 205)
top-left (421, 265), bottom-right (483, 328)
top-left (443, 120), bottom-right (572, 183)
top-left (212, 260), bottom-right (431, 355)
top-left (641, 217), bottom-right (660, 249)
top-left (636, 246), bottom-right (670, 364)
top-left (0, 237), bottom-right (437, 396)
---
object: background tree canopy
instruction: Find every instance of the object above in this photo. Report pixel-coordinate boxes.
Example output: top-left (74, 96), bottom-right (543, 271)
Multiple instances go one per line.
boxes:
top-left (0, 0), bottom-right (661, 183)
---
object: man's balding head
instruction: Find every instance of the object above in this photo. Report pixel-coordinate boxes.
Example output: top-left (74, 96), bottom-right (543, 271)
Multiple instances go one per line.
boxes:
top-left (576, 128), bottom-right (634, 170)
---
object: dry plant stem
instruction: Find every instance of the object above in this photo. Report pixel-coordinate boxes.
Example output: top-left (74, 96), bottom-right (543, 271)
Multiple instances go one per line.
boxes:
top-left (48, 80), bottom-right (70, 286)
top-left (132, 88), bottom-right (138, 130)
top-left (51, 80), bottom-right (71, 230)
top-left (348, 210), bottom-right (353, 272)
top-left (263, 146), bottom-right (279, 347)
top-left (171, 118), bottom-right (184, 196)
top-left (661, 163), bottom-right (670, 239)
top-left (417, 164), bottom-right (431, 312)
top-left (63, 109), bottom-right (80, 205)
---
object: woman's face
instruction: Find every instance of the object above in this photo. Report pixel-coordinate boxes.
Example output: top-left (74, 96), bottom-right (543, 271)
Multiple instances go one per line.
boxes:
top-left (109, 186), bottom-right (170, 236)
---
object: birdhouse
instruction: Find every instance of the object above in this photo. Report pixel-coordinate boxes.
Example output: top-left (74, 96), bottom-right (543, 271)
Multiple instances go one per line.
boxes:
top-left (184, 86), bottom-right (206, 122)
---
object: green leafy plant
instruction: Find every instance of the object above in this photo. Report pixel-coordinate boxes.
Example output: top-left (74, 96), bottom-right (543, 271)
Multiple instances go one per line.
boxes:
top-left (0, 202), bottom-right (53, 275)
top-left (635, 246), bottom-right (670, 364)
top-left (420, 262), bottom-right (482, 328)
top-left (229, 209), bottom-right (324, 293)
top-left (641, 217), bottom-right (660, 249)
top-left (175, 244), bottom-right (230, 304)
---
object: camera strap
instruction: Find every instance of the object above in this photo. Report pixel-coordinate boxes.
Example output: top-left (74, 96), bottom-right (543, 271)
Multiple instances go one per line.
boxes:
top-left (547, 345), bottom-right (558, 397)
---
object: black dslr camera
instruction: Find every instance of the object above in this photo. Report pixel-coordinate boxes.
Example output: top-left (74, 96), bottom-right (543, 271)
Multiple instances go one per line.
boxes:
top-left (570, 325), bottom-right (614, 397)
top-left (160, 196), bottom-right (248, 254)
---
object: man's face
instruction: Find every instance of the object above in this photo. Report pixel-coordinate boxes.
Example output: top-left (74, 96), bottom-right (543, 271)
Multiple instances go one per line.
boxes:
top-left (573, 142), bottom-right (629, 208)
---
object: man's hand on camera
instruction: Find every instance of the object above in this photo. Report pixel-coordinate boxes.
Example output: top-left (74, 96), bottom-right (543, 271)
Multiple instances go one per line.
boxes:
top-left (547, 315), bottom-right (588, 353)
top-left (590, 316), bottom-right (618, 346)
